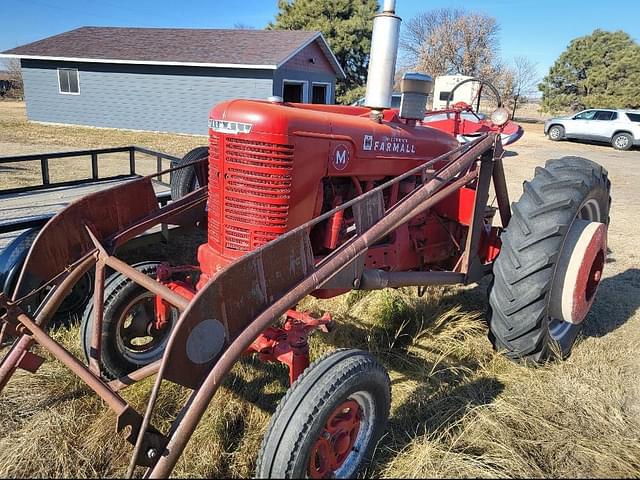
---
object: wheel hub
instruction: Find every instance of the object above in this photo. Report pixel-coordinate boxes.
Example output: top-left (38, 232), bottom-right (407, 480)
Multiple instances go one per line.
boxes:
top-left (308, 400), bottom-right (361, 478)
top-left (549, 219), bottom-right (607, 325)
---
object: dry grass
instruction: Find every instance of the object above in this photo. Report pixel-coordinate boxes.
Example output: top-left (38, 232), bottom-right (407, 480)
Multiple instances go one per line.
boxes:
top-left (1, 101), bottom-right (639, 478)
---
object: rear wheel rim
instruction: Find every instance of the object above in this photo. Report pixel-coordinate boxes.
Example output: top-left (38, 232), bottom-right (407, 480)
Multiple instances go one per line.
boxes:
top-left (308, 391), bottom-right (375, 479)
top-left (615, 135), bottom-right (629, 149)
top-left (549, 199), bottom-right (605, 344)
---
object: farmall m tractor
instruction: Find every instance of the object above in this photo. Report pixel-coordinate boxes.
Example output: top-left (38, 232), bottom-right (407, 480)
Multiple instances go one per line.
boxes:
top-left (0, 1), bottom-right (611, 478)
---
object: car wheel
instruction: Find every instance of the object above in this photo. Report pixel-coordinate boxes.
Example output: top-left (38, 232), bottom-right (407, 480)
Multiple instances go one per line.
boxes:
top-left (611, 132), bottom-right (632, 151)
top-left (548, 125), bottom-right (564, 141)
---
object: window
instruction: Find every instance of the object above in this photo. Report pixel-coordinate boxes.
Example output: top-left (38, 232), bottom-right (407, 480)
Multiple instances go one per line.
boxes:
top-left (311, 83), bottom-right (330, 104)
top-left (58, 68), bottom-right (79, 94)
top-left (626, 112), bottom-right (640, 123)
top-left (439, 91), bottom-right (451, 102)
top-left (282, 80), bottom-right (306, 103)
top-left (574, 110), bottom-right (596, 120)
top-left (594, 111), bottom-right (617, 121)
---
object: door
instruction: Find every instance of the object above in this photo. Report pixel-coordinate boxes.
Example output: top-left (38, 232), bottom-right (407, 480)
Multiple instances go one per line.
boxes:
top-left (311, 84), bottom-right (328, 104)
top-left (591, 110), bottom-right (618, 140)
top-left (283, 81), bottom-right (305, 103)
top-left (565, 110), bottom-right (596, 137)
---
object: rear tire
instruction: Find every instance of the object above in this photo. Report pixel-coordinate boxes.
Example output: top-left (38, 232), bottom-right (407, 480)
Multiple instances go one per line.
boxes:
top-left (487, 157), bottom-right (611, 363)
top-left (80, 262), bottom-right (178, 380)
top-left (256, 349), bottom-right (391, 479)
top-left (547, 125), bottom-right (564, 141)
top-left (611, 132), bottom-right (633, 151)
top-left (170, 146), bottom-right (208, 200)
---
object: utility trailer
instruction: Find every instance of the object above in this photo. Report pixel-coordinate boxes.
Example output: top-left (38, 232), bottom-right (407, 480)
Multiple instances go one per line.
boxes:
top-left (0, 146), bottom-right (184, 321)
top-left (0, 1), bottom-right (611, 478)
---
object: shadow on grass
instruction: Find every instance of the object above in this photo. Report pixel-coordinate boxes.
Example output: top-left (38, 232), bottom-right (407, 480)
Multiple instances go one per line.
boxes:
top-left (582, 268), bottom-right (640, 338)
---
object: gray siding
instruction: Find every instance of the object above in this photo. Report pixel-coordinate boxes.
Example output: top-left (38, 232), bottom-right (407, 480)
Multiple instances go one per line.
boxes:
top-left (21, 60), bottom-right (274, 135)
top-left (273, 68), bottom-right (336, 103)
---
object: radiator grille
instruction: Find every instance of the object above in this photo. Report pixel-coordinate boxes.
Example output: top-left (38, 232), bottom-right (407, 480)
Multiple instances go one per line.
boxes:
top-left (208, 136), bottom-right (293, 252)
top-left (207, 134), bottom-right (222, 248)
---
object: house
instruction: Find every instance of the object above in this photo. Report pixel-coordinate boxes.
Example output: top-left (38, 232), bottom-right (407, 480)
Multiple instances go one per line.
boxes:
top-left (0, 27), bottom-right (345, 134)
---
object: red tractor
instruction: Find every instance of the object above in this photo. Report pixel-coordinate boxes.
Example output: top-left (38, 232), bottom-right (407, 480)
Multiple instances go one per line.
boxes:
top-left (0, 1), bottom-right (610, 478)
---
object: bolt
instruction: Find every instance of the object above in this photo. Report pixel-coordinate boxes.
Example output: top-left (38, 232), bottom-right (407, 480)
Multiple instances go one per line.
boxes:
top-left (322, 431), bottom-right (331, 440)
top-left (147, 448), bottom-right (158, 460)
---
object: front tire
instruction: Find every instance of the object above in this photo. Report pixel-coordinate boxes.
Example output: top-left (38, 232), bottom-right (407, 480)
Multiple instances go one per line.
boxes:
top-left (80, 262), bottom-right (178, 380)
top-left (256, 349), bottom-right (391, 479)
top-left (488, 157), bottom-right (611, 362)
top-left (611, 132), bottom-right (633, 151)
top-left (547, 125), bottom-right (564, 141)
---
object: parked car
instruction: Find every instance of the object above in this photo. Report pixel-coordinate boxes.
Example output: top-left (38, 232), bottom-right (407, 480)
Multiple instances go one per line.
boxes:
top-left (544, 109), bottom-right (640, 150)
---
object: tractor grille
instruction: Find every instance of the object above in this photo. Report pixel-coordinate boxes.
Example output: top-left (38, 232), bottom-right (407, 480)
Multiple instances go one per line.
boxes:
top-left (208, 135), bottom-right (294, 252)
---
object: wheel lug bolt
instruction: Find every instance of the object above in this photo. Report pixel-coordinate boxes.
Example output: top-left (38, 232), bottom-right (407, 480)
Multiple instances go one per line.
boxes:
top-left (322, 431), bottom-right (330, 440)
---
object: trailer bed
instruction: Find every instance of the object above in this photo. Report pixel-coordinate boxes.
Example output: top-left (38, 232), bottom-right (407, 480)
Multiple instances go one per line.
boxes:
top-left (0, 177), bottom-right (170, 249)
top-left (0, 146), bottom-right (180, 251)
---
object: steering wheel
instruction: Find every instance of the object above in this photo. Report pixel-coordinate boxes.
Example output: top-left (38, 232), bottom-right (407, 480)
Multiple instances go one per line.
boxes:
top-left (445, 77), bottom-right (502, 121)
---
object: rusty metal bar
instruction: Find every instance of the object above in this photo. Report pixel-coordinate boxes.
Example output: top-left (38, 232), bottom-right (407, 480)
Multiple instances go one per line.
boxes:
top-left (101, 254), bottom-right (190, 311)
top-left (462, 153), bottom-right (494, 281)
top-left (148, 133), bottom-right (497, 478)
top-left (110, 190), bottom-right (206, 248)
top-left (108, 360), bottom-right (161, 392)
top-left (0, 254), bottom-right (96, 392)
top-left (492, 154), bottom-right (511, 228)
top-left (15, 311), bottom-right (130, 415)
top-left (89, 261), bottom-right (105, 375)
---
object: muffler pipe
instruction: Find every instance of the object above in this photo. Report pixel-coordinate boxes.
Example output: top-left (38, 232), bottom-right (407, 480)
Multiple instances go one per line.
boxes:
top-left (364, 0), bottom-right (401, 113)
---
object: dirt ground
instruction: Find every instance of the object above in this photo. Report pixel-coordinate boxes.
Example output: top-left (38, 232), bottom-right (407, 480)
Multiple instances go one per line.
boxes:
top-left (1, 100), bottom-right (639, 478)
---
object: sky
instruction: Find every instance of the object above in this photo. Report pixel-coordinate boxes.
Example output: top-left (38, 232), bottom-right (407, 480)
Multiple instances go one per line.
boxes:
top-left (1, 0), bottom-right (639, 83)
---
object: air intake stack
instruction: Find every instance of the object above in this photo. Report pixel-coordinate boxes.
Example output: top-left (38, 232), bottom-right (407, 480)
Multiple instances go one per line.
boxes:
top-left (364, 0), bottom-right (401, 114)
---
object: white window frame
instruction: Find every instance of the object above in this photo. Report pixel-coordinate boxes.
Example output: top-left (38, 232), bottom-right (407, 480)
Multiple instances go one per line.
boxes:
top-left (282, 79), bottom-right (308, 103)
top-left (57, 68), bottom-right (80, 95)
top-left (311, 81), bottom-right (332, 104)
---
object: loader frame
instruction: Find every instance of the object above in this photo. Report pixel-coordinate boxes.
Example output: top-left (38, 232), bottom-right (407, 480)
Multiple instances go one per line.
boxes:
top-left (0, 132), bottom-right (509, 477)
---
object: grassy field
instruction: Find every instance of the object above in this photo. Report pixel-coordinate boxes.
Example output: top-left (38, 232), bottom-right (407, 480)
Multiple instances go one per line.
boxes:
top-left (1, 101), bottom-right (639, 478)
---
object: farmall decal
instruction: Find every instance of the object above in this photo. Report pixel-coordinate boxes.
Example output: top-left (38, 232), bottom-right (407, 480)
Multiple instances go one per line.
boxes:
top-left (363, 134), bottom-right (416, 154)
top-left (332, 144), bottom-right (350, 170)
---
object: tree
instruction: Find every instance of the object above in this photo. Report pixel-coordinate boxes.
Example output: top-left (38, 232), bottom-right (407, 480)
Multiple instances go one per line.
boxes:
top-left (269, 0), bottom-right (378, 103)
top-left (400, 8), bottom-right (502, 81)
top-left (539, 29), bottom-right (640, 113)
top-left (5, 59), bottom-right (24, 99)
top-left (505, 56), bottom-right (539, 118)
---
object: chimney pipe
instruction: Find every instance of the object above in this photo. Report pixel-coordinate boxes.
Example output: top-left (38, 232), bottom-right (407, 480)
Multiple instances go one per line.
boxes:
top-left (364, 0), bottom-right (401, 113)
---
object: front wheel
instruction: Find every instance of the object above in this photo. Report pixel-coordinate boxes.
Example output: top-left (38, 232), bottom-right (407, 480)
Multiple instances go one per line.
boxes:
top-left (547, 125), bottom-right (564, 141)
top-left (256, 349), bottom-right (391, 479)
top-left (488, 157), bottom-right (611, 362)
top-left (80, 262), bottom-right (178, 380)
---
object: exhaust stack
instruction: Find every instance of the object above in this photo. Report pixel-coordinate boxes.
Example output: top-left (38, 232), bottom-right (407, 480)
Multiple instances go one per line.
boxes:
top-left (364, 0), bottom-right (401, 112)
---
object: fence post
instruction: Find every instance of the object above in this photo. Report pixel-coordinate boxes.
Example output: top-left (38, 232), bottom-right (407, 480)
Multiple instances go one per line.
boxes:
top-left (40, 157), bottom-right (50, 185)
top-left (129, 149), bottom-right (136, 175)
top-left (91, 153), bottom-right (99, 180)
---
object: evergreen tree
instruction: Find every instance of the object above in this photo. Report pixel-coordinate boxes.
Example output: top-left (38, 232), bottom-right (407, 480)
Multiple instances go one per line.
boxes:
top-left (269, 0), bottom-right (379, 104)
top-left (539, 29), bottom-right (640, 113)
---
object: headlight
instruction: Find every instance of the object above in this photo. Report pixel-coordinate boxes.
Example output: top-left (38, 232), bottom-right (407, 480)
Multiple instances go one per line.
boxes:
top-left (490, 107), bottom-right (510, 126)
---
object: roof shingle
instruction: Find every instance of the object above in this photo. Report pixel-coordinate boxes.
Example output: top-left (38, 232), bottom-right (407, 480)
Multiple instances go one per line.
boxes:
top-left (1, 27), bottom-right (338, 71)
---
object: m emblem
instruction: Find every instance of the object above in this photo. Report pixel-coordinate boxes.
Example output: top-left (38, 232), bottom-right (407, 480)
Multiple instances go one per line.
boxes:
top-left (332, 144), bottom-right (350, 171)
